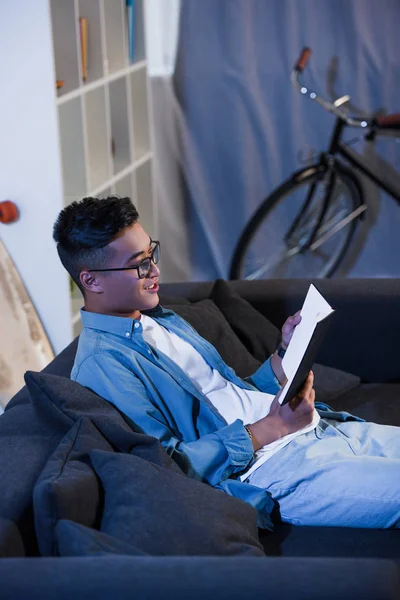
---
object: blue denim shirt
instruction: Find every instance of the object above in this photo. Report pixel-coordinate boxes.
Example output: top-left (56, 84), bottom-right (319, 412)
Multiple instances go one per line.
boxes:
top-left (71, 304), bottom-right (359, 529)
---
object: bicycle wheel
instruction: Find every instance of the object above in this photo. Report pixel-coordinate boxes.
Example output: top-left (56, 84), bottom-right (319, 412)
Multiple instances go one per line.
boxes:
top-left (229, 163), bottom-right (364, 280)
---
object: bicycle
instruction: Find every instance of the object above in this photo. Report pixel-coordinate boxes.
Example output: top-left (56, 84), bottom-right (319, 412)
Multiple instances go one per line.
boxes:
top-left (229, 47), bottom-right (400, 280)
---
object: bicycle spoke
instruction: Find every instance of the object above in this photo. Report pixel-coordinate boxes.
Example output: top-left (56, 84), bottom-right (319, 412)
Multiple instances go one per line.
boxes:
top-left (310, 204), bottom-right (367, 251)
top-left (311, 247), bottom-right (330, 261)
top-left (245, 245), bottom-right (301, 280)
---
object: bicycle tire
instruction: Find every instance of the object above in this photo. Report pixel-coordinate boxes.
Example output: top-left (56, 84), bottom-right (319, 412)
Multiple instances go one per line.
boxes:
top-left (229, 162), bottom-right (364, 280)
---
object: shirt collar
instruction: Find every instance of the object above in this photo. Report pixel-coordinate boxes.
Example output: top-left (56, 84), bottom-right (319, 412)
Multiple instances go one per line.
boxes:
top-left (80, 304), bottom-right (173, 337)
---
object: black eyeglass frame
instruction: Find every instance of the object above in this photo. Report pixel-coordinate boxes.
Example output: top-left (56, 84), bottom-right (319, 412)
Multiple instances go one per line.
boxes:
top-left (88, 240), bottom-right (160, 279)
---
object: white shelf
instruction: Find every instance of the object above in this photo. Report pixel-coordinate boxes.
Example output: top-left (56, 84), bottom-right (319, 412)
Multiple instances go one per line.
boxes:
top-left (56, 61), bottom-right (147, 106)
top-left (78, 0), bottom-right (104, 84)
top-left (49, 0), bottom-right (156, 339)
top-left (58, 97), bottom-right (87, 204)
top-left (84, 86), bottom-right (111, 191)
top-left (103, 0), bottom-right (127, 75)
top-left (109, 76), bottom-right (131, 174)
top-left (132, 0), bottom-right (146, 63)
top-left (51, 0), bottom-right (80, 96)
top-left (130, 67), bottom-right (151, 160)
top-left (89, 151), bottom-right (152, 197)
top-left (114, 173), bottom-right (134, 199)
top-left (135, 158), bottom-right (154, 235)
top-left (98, 186), bottom-right (113, 199)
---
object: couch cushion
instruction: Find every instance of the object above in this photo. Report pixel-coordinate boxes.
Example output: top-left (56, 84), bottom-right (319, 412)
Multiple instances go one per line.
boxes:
top-left (0, 518), bottom-right (25, 557)
top-left (211, 279), bottom-right (361, 403)
top-left (55, 520), bottom-right (146, 557)
top-left (164, 299), bottom-right (260, 378)
top-left (260, 522), bottom-right (400, 559)
top-left (327, 383), bottom-right (400, 427)
top-left (90, 449), bottom-right (265, 557)
top-left (33, 418), bottom-right (113, 556)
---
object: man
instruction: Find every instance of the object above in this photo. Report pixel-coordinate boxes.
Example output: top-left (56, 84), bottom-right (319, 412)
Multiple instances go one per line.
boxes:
top-left (53, 196), bottom-right (400, 530)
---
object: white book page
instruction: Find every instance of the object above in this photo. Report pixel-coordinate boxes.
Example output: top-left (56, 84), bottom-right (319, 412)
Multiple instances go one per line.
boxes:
top-left (278, 284), bottom-right (333, 405)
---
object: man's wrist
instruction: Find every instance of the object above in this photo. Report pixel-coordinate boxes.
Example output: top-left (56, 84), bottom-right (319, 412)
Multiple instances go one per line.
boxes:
top-left (277, 343), bottom-right (287, 358)
top-left (270, 351), bottom-right (287, 386)
top-left (248, 417), bottom-right (287, 451)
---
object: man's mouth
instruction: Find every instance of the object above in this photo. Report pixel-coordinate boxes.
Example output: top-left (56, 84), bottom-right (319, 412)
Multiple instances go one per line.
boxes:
top-left (144, 282), bottom-right (159, 291)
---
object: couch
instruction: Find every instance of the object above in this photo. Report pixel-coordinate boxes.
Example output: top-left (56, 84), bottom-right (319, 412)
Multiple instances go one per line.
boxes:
top-left (1, 278), bottom-right (400, 599)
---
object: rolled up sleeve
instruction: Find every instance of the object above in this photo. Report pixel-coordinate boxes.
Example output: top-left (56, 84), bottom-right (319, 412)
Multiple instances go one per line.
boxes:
top-left (248, 356), bottom-right (281, 394)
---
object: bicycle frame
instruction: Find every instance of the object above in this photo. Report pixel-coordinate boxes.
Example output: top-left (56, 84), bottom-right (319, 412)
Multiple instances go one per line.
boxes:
top-left (320, 116), bottom-right (400, 202)
top-left (292, 52), bottom-right (400, 203)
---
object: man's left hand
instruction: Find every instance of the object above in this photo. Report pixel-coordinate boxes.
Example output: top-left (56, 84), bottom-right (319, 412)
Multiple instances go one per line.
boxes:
top-left (281, 310), bottom-right (301, 349)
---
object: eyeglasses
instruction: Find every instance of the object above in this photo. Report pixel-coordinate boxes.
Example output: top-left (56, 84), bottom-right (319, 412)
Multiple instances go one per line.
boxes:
top-left (89, 240), bottom-right (160, 279)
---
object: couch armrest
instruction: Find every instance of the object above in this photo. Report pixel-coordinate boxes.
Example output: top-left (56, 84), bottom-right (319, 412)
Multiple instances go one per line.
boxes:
top-left (0, 556), bottom-right (398, 600)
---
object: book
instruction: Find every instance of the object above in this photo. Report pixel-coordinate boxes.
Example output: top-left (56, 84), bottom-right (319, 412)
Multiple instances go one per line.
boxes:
top-left (279, 284), bottom-right (335, 406)
top-left (126, 0), bottom-right (135, 63)
top-left (79, 17), bottom-right (88, 83)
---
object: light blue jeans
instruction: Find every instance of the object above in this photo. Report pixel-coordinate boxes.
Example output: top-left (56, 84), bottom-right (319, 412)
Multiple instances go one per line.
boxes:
top-left (248, 419), bottom-right (400, 528)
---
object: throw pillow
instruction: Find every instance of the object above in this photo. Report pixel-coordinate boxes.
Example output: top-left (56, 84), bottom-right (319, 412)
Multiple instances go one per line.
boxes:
top-left (0, 392), bottom-right (72, 556)
top-left (210, 279), bottom-right (360, 403)
top-left (91, 449), bottom-right (265, 557)
top-left (55, 519), bottom-right (146, 557)
top-left (33, 417), bottom-right (113, 556)
top-left (163, 299), bottom-right (260, 378)
top-left (210, 278), bottom-right (280, 360)
top-left (25, 371), bottom-right (177, 466)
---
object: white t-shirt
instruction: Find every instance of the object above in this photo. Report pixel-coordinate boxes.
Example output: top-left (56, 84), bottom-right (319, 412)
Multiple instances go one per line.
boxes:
top-left (141, 314), bottom-right (320, 480)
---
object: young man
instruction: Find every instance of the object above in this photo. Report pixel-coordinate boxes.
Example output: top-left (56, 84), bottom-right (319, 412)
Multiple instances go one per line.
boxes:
top-left (53, 196), bottom-right (400, 530)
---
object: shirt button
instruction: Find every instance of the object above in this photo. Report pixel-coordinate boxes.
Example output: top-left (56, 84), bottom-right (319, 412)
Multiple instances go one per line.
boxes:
top-left (147, 349), bottom-right (151, 354)
top-left (125, 332), bottom-right (130, 337)
top-left (134, 323), bottom-right (140, 329)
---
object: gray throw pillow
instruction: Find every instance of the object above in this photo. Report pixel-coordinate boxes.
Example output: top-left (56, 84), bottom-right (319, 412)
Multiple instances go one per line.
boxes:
top-left (25, 371), bottom-right (177, 468)
top-left (91, 449), bottom-right (265, 557)
top-left (33, 418), bottom-right (112, 556)
top-left (55, 520), bottom-right (146, 557)
top-left (164, 299), bottom-right (260, 378)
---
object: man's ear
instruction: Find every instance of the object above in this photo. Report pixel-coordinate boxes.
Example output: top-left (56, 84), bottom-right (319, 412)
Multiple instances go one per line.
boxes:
top-left (80, 270), bottom-right (104, 294)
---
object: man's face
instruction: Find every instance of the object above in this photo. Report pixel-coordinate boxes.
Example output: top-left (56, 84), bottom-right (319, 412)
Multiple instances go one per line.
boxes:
top-left (88, 222), bottom-right (160, 318)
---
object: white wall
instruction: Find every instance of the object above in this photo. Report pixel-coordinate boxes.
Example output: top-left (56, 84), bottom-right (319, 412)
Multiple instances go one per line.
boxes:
top-left (0, 0), bottom-right (71, 354)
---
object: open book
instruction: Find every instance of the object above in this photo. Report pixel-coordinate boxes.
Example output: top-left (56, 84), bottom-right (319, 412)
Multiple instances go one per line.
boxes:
top-left (278, 284), bottom-right (335, 406)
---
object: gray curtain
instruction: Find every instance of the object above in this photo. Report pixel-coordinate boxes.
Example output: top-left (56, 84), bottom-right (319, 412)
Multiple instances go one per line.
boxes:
top-left (174, 0), bottom-right (400, 280)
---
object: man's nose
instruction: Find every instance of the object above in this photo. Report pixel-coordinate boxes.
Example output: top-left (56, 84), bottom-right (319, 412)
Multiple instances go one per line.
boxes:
top-left (149, 260), bottom-right (160, 277)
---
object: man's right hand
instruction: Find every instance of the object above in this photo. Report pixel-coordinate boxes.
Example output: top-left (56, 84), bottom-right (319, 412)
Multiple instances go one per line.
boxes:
top-left (247, 372), bottom-right (315, 452)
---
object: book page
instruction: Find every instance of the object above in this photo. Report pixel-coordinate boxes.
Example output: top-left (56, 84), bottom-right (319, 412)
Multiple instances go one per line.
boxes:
top-left (279, 284), bottom-right (334, 405)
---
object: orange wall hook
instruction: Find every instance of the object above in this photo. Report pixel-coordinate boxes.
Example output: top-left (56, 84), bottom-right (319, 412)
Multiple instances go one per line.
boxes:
top-left (0, 200), bottom-right (19, 224)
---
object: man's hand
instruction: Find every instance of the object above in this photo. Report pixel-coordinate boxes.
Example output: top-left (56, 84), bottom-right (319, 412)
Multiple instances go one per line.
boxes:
top-left (281, 310), bottom-right (302, 349)
top-left (247, 372), bottom-right (315, 451)
top-left (270, 310), bottom-right (302, 384)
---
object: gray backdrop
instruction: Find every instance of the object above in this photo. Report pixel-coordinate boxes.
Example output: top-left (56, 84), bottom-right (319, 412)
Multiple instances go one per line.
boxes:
top-left (173, 0), bottom-right (400, 280)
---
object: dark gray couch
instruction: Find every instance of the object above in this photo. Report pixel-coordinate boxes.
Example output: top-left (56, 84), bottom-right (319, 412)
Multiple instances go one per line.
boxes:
top-left (1, 278), bottom-right (400, 600)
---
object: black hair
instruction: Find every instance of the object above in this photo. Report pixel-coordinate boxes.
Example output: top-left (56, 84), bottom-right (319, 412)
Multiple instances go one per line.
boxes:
top-left (53, 196), bottom-right (139, 295)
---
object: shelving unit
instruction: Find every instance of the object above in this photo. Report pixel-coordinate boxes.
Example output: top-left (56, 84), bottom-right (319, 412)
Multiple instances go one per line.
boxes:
top-left (49, 0), bottom-right (155, 338)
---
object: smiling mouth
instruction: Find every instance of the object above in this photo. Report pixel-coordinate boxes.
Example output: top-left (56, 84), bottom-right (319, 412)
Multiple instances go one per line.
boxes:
top-left (145, 282), bottom-right (158, 290)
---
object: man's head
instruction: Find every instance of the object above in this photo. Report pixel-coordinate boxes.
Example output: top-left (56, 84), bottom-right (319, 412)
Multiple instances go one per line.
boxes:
top-left (53, 196), bottom-right (160, 318)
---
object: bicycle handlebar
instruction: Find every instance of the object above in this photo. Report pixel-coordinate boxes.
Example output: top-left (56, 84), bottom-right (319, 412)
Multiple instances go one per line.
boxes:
top-left (292, 47), bottom-right (369, 129)
top-left (294, 47), bottom-right (312, 73)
